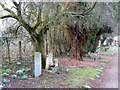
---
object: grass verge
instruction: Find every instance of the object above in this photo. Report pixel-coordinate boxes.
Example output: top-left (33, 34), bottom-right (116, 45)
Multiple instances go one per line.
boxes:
top-left (65, 67), bottom-right (97, 88)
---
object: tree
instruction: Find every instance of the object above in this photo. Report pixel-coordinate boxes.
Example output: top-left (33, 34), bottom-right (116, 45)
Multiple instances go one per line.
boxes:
top-left (61, 2), bottom-right (117, 60)
top-left (0, 1), bottom-right (118, 63)
top-left (0, 1), bottom-right (50, 68)
top-left (61, 2), bottom-right (97, 60)
top-left (1, 30), bottom-right (17, 64)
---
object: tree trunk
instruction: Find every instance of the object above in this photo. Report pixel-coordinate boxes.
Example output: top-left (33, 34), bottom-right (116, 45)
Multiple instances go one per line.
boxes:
top-left (66, 24), bottom-right (83, 61)
top-left (35, 41), bottom-right (46, 69)
top-left (69, 33), bottom-right (84, 60)
top-left (19, 41), bottom-right (22, 60)
top-left (6, 38), bottom-right (10, 64)
top-left (29, 30), bottom-right (46, 69)
top-left (101, 35), bottom-right (107, 46)
top-left (77, 39), bottom-right (83, 60)
top-left (70, 33), bottom-right (77, 59)
top-left (91, 35), bottom-right (100, 52)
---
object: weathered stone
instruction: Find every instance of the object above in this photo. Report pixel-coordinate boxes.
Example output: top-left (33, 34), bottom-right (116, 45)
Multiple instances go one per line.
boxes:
top-left (34, 52), bottom-right (42, 77)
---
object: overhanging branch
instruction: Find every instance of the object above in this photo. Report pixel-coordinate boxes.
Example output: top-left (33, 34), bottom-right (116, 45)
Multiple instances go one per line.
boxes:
top-left (71, 2), bottom-right (97, 16)
top-left (0, 2), bottom-right (16, 14)
top-left (0, 14), bottom-right (18, 20)
top-left (12, 0), bottom-right (19, 7)
top-left (0, 2), bottom-right (18, 20)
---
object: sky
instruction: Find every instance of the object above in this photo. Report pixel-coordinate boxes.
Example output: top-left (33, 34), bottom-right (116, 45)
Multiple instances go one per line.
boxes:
top-left (0, 0), bottom-right (15, 37)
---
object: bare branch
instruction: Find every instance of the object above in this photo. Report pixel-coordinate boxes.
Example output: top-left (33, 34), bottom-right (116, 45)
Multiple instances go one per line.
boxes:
top-left (32, 3), bottom-right (43, 30)
top-left (33, 9), bottom-right (41, 30)
top-left (0, 2), bottom-right (18, 20)
top-left (0, 2), bottom-right (16, 15)
top-left (11, 1), bottom-right (33, 33)
top-left (12, 0), bottom-right (19, 7)
top-left (71, 2), bottom-right (97, 16)
top-left (0, 3), bottom-right (32, 34)
top-left (0, 14), bottom-right (18, 20)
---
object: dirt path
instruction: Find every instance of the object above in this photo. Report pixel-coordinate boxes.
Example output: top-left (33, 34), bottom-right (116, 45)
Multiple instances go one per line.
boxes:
top-left (90, 48), bottom-right (118, 88)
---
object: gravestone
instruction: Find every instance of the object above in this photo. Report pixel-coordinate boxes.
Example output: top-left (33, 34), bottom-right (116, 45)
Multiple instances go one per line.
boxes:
top-left (98, 40), bottom-right (101, 47)
top-left (34, 52), bottom-right (42, 77)
top-left (103, 40), bottom-right (107, 45)
top-left (45, 56), bottom-right (49, 70)
top-left (45, 52), bottom-right (53, 70)
top-left (54, 59), bottom-right (59, 67)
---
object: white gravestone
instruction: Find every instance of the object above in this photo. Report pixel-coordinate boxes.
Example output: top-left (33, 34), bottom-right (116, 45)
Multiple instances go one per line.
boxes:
top-left (34, 52), bottom-right (42, 77)
top-left (45, 53), bottom-right (54, 70)
top-left (54, 59), bottom-right (59, 67)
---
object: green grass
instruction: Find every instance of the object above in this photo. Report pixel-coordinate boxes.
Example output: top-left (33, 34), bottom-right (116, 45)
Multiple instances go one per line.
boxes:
top-left (65, 68), bottom-right (97, 87)
top-left (3, 58), bottom-right (15, 63)
top-left (46, 77), bottom-right (59, 83)
top-left (99, 46), bottom-right (118, 56)
top-left (0, 69), bottom-right (14, 74)
top-left (100, 60), bottom-right (109, 64)
top-left (38, 68), bottom-right (97, 88)
top-left (83, 56), bottom-right (101, 61)
top-left (0, 69), bottom-right (2, 74)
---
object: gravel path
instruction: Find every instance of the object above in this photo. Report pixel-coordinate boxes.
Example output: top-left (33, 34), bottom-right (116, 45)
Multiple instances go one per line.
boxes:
top-left (90, 47), bottom-right (118, 88)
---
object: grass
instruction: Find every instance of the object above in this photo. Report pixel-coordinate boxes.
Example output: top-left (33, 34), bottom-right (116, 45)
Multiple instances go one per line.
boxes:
top-left (0, 69), bottom-right (2, 74)
top-left (65, 67), bottom-right (97, 87)
top-left (100, 60), bottom-right (109, 64)
top-left (34, 68), bottom-right (98, 88)
top-left (46, 77), bottom-right (59, 83)
top-left (83, 56), bottom-right (101, 61)
top-left (3, 58), bottom-right (15, 63)
top-left (99, 46), bottom-right (118, 56)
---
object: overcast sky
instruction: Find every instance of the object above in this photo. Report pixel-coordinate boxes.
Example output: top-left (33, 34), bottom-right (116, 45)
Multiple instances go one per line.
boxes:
top-left (0, 0), bottom-right (15, 37)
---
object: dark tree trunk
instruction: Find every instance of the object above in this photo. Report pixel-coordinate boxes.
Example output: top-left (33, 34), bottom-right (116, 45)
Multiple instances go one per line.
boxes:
top-left (66, 24), bottom-right (83, 61)
top-left (34, 39), bottom-right (46, 69)
top-left (91, 35), bottom-right (100, 52)
top-left (19, 41), bottom-right (22, 60)
top-left (77, 39), bottom-right (83, 60)
top-left (6, 38), bottom-right (10, 64)
top-left (71, 35), bottom-right (77, 59)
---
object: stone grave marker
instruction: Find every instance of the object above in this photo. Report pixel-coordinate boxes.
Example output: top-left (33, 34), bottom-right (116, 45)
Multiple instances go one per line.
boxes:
top-left (45, 52), bottom-right (53, 70)
top-left (34, 52), bottom-right (42, 77)
top-left (54, 59), bottom-right (59, 67)
top-left (45, 56), bottom-right (49, 70)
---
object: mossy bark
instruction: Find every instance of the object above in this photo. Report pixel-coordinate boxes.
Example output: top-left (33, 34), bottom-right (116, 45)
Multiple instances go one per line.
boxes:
top-left (35, 41), bottom-right (46, 69)
top-left (91, 35), bottom-right (100, 52)
top-left (6, 38), bottom-right (10, 64)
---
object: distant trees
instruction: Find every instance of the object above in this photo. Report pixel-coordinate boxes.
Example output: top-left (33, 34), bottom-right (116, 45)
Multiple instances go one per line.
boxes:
top-left (1, 30), bottom-right (16, 64)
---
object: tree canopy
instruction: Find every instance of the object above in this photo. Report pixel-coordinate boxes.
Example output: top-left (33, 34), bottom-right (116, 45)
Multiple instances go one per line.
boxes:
top-left (0, 1), bottom-right (119, 68)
